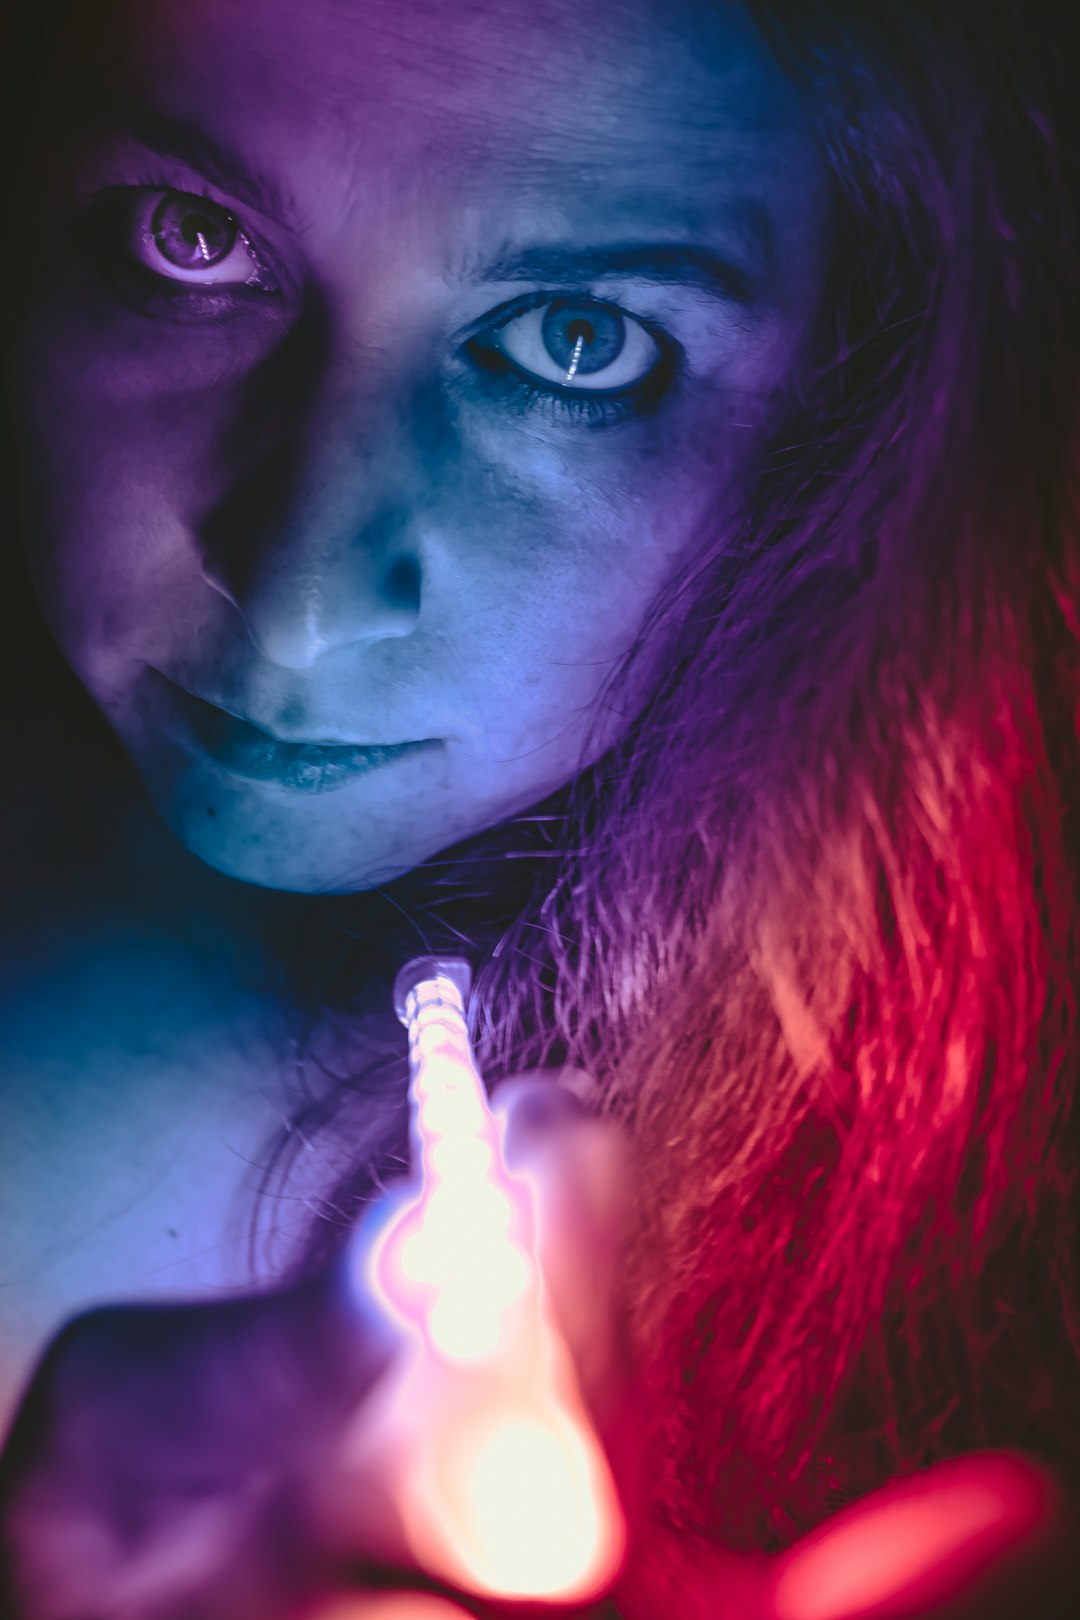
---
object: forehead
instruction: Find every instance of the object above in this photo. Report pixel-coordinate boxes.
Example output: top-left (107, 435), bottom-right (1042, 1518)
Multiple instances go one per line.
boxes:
top-left (73, 0), bottom-right (824, 249)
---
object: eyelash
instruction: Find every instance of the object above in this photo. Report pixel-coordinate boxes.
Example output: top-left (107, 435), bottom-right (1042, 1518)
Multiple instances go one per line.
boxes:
top-left (465, 291), bottom-right (677, 427)
top-left (85, 182), bottom-right (679, 426)
top-left (85, 179), bottom-right (282, 317)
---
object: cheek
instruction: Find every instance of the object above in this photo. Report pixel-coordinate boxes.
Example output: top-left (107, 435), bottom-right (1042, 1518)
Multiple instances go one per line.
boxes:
top-left (14, 395), bottom-right (187, 666)
top-left (10, 307), bottom-right (261, 665)
top-left (467, 389), bottom-right (764, 621)
top-left (11, 266), bottom-right (285, 532)
top-left (440, 388), bottom-right (761, 751)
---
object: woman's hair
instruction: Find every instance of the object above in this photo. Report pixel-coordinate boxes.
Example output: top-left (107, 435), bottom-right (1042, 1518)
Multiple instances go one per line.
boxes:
top-left (487, 0), bottom-right (1080, 1548)
top-left (435, 0), bottom-right (1080, 1549)
top-left (5, 0), bottom-right (1080, 1556)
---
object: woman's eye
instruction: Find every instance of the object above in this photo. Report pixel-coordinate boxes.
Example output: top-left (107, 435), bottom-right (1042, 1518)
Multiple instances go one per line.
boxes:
top-left (128, 189), bottom-right (277, 291)
top-left (489, 298), bottom-right (663, 392)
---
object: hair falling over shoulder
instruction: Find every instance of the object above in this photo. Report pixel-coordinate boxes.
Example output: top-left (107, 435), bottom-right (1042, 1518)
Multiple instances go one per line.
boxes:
top-left (461, 0), bottom-right (1080, 1551)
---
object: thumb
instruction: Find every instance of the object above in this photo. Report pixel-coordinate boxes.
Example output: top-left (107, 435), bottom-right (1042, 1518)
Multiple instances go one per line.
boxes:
top-left (0, 1272), bottom-right (401, 1618)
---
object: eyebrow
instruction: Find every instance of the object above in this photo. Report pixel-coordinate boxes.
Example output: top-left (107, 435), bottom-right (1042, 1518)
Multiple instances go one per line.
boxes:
top-left (82, 102), bottom-right (771, 300)
top-left (477, 240), bottom-right (768, 302)
top-left (83, 104), bottom-right (298, 226)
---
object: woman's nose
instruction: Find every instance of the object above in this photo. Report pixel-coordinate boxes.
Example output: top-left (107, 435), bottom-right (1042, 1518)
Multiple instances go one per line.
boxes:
top-left (218, 522), bottom-right (422, 671)
top-left (203, 498), bottom-right (423, 670)
top-left (198, 375), bottom-right (430, 670)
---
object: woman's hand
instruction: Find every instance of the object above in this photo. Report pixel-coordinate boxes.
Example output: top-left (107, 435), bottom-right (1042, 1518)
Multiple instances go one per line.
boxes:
top-left (0, 1076), bottom-right (635, 1620)
top-left (0, 1258), bottom-right (408, 1617)
top-left (1, 1076), bottom-right (1074, 1620)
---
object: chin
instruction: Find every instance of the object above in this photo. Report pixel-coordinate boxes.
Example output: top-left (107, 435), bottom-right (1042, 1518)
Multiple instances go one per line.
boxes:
top-left (156, 791), bottom-right (427, 895)
top-left (179, 833), bottom-right (334, 893)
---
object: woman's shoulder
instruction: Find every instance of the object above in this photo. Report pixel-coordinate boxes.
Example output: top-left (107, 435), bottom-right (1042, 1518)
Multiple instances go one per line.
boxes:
top-left (0, 731), bottom-right (302, 1427)
top-left (0, 719), bottom-right (410, 1431)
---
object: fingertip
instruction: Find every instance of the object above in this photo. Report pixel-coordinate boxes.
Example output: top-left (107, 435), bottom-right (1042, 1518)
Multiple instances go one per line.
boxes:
top-left (490, 1069), bottom-right (595, 1139)
top-left (493, 1077), bottom-right (628, 1232)
top-left (549, 1066), bottom-right (605, 1108)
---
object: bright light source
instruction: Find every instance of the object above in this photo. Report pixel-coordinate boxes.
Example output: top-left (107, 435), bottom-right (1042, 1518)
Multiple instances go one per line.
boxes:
top-left (351, 958), bottom-right (625, 1604)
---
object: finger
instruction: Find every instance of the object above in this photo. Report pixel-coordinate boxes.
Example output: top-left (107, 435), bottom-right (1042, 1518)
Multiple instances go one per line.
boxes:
top-left (490, 1073), bottom-right (645, 1552)
top-left (768, 1452), bottom-right (1080, 1620)
top-left (490, 1072), bottom-right (631, 1403)
top-left (305, 1073), bottom-right (637, 1604)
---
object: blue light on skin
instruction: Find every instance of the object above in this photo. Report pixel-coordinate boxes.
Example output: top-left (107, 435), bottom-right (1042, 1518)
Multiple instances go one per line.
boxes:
top-left (8, 0), bottom-right (834, 895)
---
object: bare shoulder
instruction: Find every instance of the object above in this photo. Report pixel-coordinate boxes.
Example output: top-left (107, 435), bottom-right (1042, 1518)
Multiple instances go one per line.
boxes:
top-left (0, 744), bottom-right (302, 1434)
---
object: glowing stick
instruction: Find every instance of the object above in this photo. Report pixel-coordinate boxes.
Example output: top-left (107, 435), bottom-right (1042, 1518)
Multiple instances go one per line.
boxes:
top-left (354, 957), bottom-right (625, 1605)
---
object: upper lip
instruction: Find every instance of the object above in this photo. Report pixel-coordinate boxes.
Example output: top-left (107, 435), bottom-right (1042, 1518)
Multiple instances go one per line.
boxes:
top-left (163, 676), bottom-right (417, 749)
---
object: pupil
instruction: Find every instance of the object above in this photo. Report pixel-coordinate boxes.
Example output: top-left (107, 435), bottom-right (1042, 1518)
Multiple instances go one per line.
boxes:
top-left (540, 301), bottom-right (625, 376)
top-left (182, 214), bottom-right (215, 245)
top-left (151, 194), bottom-right (236, 271)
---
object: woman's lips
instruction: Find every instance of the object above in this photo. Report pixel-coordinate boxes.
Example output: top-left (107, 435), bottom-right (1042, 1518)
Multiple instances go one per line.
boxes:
top-left (155, 678), bottom-right (440, 795)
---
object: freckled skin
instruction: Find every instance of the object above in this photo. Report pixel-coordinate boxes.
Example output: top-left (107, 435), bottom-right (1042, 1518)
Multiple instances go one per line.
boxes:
top-left (8, 0), bottom-right (833, 893)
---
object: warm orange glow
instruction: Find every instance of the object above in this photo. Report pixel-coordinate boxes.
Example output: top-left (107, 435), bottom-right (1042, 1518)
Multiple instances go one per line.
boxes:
top-left (353, 965), bottom-right (625, 1603)
top-left (303, 1594), bottom-right (468, 1619)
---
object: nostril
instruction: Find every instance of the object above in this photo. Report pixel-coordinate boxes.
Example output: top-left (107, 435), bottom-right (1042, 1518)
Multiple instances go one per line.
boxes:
top-left (380, 554), bottom-right (421, 615)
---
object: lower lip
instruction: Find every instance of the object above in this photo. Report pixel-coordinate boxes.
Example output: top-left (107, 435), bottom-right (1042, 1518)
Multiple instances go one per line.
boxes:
top-left (155, 680), bottom-right (439, 796)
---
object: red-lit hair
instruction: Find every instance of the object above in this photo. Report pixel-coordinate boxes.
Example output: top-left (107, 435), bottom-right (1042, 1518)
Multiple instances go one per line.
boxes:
top-left (461, 0), bottom-right (1080, 1548)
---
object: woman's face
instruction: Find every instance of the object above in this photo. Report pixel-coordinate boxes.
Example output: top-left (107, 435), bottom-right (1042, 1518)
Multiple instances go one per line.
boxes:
top-left (11, 0), bottom-right (831, 892)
